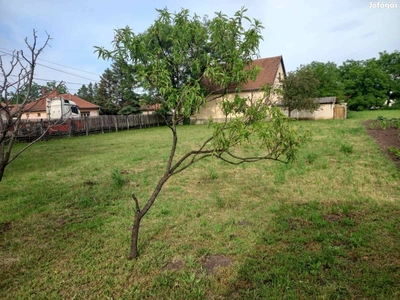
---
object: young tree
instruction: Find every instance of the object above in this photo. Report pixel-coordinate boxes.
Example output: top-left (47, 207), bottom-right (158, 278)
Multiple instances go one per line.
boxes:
top-left (96, 8), bottom-right (308, 259)
top-left (0, 30), bottom-right (51, 181)
top-left (280, 69), bottom-right (320, 118)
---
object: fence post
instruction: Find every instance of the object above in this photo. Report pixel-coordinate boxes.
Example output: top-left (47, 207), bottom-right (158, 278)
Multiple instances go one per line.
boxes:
top-left (68, 119), bottom-right (72, 137)
top-left (85, 116), bottom-right (89, 136)
top-left (114, 116), bottom-right (118, 132)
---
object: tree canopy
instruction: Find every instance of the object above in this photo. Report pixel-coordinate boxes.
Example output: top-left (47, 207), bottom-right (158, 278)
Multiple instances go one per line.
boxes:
top-left (7, 81), bottom-right (68, 103)
top-left (340, 59), bottom-right (391, 110)
top-left (298, 61), bottom-right (343, 99)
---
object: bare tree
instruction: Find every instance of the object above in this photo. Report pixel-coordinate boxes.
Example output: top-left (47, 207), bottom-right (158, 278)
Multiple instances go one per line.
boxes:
top-left (0, 30), bottom-right (51, 181)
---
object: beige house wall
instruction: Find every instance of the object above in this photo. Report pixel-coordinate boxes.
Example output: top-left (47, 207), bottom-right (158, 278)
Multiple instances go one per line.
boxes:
top-left (191, 90), bottom-right (267, 124)
top-left (21, 111), bottom-right (46, 120)
top-left (271, 62), bottom-right (284, 104)
top-left (281, 103), bottom-right (335, 120)
top-left (192, 60), bottom-right (285, 124)
top-left (81, 109), bottom-right (99, 117)
top-left (21, 108), bottom-right (99, 120)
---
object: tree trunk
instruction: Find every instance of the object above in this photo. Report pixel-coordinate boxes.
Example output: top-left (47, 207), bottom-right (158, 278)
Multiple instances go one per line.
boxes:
top-left (0, 162), bottom-right (6, 182)
top-left (129, 211), bottom-right (141, 259)
top-left (128, 175), bottom-right (170, 259)
top-left (0, 150), bottom-right (11, 182)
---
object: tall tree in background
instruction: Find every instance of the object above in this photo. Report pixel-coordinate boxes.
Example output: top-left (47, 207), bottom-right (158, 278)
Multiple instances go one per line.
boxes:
top-left (299, 61), bottom-right (343, 99)
top-left (0, 30), bottom-right (51, 181)
top-left (76, 82), bottom-right (98, 103)
top-left (96, 8), bottom-right (308, 259)
top-left (87, 82), bottom-right (95, 103)
top-left (340, 59), bottom-right (391, 110)
top-left (76, 84), bottom-right (89, 100)
top-left (94, 68), bottom-right (119, 114)
top-left (92, 62), bottom-right (140, 115)
top-left (9, 80), bottom-right (68, 103)
top-left (8, 82), bottom-right (42, 103)
top-left (45, 80), bottom-right (68, 94)
top-left (280, 69), bottom-right (320, 118)
top-left (377, 50), bottom-right (400, 101)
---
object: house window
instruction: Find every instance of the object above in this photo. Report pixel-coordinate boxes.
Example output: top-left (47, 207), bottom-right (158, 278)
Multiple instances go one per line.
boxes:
top-left (37, 113), bottom-right (41, 117)
top-left (81, 112), bottom-right (90, 117)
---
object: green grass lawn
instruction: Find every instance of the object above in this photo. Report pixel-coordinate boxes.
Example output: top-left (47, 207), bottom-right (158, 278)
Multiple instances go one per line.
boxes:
top-left (1, 110), bottom-right (399, 299)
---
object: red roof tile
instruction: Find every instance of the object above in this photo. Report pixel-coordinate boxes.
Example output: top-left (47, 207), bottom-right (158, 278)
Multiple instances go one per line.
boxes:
top-left (23, 93), bottom-right (100, 112)
top-left (242, 56), bottom-right (286, 91)
top-left (203, 56), bottom-right (286, 93)
top-left (59, 94), bottom-right (100, 109)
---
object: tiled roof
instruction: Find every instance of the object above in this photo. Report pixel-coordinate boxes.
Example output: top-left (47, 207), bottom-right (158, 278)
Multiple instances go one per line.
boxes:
top-left (23, 93), bottom-right (100, 112)
top-left (316, 97), bottom-right (336, 104)
top-left (24, 99), bottom-right (46, 112)
top-left (241, 56), bottom-right (285, 91)
top-left (59, 94), bottom-right (100, 109)
top-left (203, 55), bottom-right (285, 93)
top-left (276, 97), bottom-right (337, 106)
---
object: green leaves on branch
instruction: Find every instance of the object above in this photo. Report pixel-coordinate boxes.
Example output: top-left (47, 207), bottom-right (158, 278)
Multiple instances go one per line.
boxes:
top-left (211, 100), bottom-right (310, 165)
top-left (95, 7), bottom-right (263, 122)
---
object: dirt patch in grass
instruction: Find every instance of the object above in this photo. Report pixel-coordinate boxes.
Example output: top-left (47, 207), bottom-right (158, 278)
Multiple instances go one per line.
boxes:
top-left (162, 260), bottom-right (184, 271)
top-left (364, 120), bottom-right (400, 168)
top-left (324, 213), bottom-right (342, 223)
top-left (202, 255), bottom-right (233, 275)
top-left (0, 222), bottom-right (12, 235)
top-left (238, 220), bottom-right (252, 227)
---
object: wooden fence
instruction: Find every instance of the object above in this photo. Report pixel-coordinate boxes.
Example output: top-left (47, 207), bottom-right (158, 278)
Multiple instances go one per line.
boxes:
top-left (12, 114), bottom-right (168, 142)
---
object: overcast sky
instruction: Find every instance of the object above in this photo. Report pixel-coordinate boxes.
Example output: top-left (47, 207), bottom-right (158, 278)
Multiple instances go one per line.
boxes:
top-left (0, 0), bottom-right (399, 93)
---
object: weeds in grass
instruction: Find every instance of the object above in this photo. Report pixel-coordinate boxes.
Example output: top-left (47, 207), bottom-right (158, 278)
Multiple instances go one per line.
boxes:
top-left (111, 169), bottom-right (125, 188)
top-left (305, 152), bottom-right (318, 164)
top-left (340, 143), bottom-right (354, 154)
top-left (208, 167), bottom-right (218, 180)
top-left (389, 147), bottom-right (400, 159)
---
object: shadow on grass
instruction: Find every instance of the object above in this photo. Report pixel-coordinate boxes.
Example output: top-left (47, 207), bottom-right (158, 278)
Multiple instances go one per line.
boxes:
top-left (234, 200), bottom-right (400, 299)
